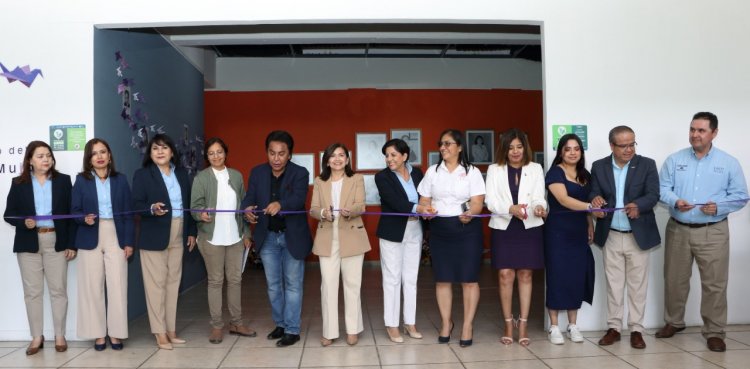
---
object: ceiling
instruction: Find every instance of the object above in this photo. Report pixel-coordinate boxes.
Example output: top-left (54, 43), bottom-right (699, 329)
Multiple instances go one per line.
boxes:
top-left (154, 23), bottom-right (542, 61)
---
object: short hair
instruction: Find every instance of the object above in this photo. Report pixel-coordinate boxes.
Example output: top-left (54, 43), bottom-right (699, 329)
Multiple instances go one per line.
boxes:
top-left (142, 134), bottom-right (180, 168)
top-left (81, 138), bottom-right (119, 180)
top-left (319, 143), bottom-right (355, 180)
top-left (474, 135), bottom-right (484, 145)
top-left (608, 125), bottom-right (635, 144)
top-left (16, 141), bottom-right (60, 184)
top-left (496, 128), bottom-right (533, 166)
top-left (204, 137), bottom-right (229, 164)
top-left (265, 130), bottom-right (294, 155)
top-left (692, 112), bottom-right (718, 131)
top-left (381, 138), bottom-right (410, 157)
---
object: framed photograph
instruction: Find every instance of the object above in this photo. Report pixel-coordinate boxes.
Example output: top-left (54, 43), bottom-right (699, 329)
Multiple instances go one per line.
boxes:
top-left (533, 151), bottom-right (544, 166)
top-left (362, 174), bottom-right (381, 205)
top-left (290, 153), bottom-right (314, 185)
top-left (320, 149), bottom-right (355, 174)
top-left (466, 130), bottom-right (494, 165)
top-left (390, 129), bottom-right (421, 166)
top-left (428, 151), bottom-right (440, 167)
top-left (356, 133), bottom-right (387, 171)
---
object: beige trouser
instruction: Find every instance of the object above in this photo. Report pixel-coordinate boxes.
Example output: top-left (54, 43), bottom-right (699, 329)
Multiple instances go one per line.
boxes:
top-left (77, 219), bottom-right (129, 339)
top-left (664, 218), bottom-right (730, 339)
top-left (17, 232), bottom-right (68, 337)
top-left (603, 230), bottom-right (650, 333)
top-left (197, 234), bottom-right (244, 329)
top-left (319, 218), bottom-right (364, 340)
top-left (141, 218), bottom-right (184, 334)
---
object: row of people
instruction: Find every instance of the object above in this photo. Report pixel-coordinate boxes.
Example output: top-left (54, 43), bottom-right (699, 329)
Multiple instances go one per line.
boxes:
top-left (5, 111), bottom-right (746, 355)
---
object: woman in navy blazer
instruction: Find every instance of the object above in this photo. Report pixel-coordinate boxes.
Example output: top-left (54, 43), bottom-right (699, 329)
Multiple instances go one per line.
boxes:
top-left (132, 134), bottom-right (196, 350)
top-left (374, 139), bottom-right (427, 343)
top-left (4, 141), bottom-right (76, 355)
top-left (71, 138), bottom-right (134, 351)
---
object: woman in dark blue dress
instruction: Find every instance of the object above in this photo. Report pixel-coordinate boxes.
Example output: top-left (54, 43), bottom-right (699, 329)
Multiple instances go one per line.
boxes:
top-left (544, 133), bottom-right (595, 345)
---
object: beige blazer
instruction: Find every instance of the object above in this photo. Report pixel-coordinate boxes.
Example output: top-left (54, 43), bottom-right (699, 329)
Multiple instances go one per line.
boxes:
top-left (310, 173), bottom-right (372, 258)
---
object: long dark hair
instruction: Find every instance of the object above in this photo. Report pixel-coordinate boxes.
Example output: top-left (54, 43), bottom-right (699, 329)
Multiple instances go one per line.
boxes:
top-left (142, 133), bottom-right (180, 168)
top-left (319, 143), bottom-right (355, 181)
top-left (435, 129), bottom-right (472, 174)
top-left (80, 138), bottom-right (119, 180)
top-left (496, 128), bottom-right (533, 167)
top-left (550, 133), bottom-right (590, 185)
top-left (16, 141), bottom-right (60, 184)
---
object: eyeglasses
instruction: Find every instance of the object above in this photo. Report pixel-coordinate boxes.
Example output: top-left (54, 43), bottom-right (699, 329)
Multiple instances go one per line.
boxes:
top-left (207, 151), bottom-right (225, 157)
top-left (439, 141), bottom-right (457, 148)
top-left (613, 142), bottom-right (637, 150)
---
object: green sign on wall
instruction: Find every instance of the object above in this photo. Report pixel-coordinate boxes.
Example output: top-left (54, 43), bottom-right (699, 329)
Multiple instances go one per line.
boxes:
top-left (552, 125), bottom-right (588, 150)
top-left (50, 124), bottom-right (86, 151)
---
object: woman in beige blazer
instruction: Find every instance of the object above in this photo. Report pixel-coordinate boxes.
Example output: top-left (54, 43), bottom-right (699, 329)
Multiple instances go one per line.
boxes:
top-left (310, 143), bottom-right (371, 347)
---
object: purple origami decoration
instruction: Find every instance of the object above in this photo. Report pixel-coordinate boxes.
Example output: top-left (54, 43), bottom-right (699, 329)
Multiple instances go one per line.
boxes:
top-left (0, 62), bottom-right (43, 87)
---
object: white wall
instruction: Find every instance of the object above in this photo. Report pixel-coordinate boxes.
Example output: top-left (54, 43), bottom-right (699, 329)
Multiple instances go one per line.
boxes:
top-left (214, 57), bottom-right (542, 91)
top-left (1, 0), bottom-right (750, 339)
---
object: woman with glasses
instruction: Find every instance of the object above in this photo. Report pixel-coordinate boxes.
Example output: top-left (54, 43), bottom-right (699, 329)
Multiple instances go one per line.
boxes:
top-left (190, 137), bottom-right (255, 344)
top-left (417, 129), bottom-right (485, 347)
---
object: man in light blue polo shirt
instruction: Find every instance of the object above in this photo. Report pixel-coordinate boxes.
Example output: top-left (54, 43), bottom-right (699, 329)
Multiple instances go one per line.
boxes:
top-left (590, 126), bottom-right (661, 349)
top-left (656, 112), bottom-right (748, 352)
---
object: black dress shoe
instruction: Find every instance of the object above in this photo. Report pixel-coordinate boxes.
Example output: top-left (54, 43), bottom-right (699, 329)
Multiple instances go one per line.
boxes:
top-left (267, 326), bottom-right (285, 340)
top-left (94, 338), bottom-right (106, 351)
top-left (459, 338), bottom-right (473, 347)
top-left (276, 333), bottom-right (300, 347)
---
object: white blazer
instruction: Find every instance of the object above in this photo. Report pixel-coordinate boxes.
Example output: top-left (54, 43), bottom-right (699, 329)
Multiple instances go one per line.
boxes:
top-left (485, 162), bottom-right (547, 230)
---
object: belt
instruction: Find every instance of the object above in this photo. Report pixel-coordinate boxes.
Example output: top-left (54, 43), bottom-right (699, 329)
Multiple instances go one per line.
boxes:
top-left (610, 228), bottom-right (633, 234)
top-left (671, 217), bottom-right (726, 228)
top-left (37, 227), bottom-right (55, 233)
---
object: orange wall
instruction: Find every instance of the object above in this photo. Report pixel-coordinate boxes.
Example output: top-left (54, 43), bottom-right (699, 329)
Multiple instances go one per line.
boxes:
top-left (205, 89), bottom-right (543, 260)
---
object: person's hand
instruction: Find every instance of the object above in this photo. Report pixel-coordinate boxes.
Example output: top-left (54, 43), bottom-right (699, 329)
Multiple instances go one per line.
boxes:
top-left (244, 206), bottom-right (258, 223)
top-left (84, 214), bottom-right (97, 226)
top-left (200, 210), bottom-right (212, 222)
top-left (339, 207), bottom-right (352, 219)
top-left (591, 196), bottom-right (607, 209)
top-left (243, 237), bottom-right (252, 249)
top-left (700, 201), bottom-right (717, 216)
top-left (624, 203), bottom-right (640, 219)
top-left (187, 236), bottom-right (196, 252)
top-left (587, 225), bottom-right (594, 245)
top-left (264, 201), bottom-right (281, 216)
top-left (509, 204), bottom-right (528, 220)
top-left (322, 206), bottom-right (335, 222)
top-left (124, 246), bottom-right (134, 259)
top-left (24, 218), bottom-right (36, 229)
top-left (675, 199), bottom-right (695, 212)
top-left (64, 249), bottom-right (77, 260)
top-left (533, 205), bottom-right (547, 218)
top-left (152, 202), bottom-right (168, 216)
top-left (458, 210), bottom-right (473, 224)
top-left (419, 205), bottom-right (437, 220)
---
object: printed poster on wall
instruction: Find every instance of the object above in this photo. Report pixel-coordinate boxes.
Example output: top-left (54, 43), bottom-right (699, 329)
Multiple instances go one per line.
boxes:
top-left (552, 125), bottom-right (587, 150)
top-left (49, 124), bottom-right (86, 151)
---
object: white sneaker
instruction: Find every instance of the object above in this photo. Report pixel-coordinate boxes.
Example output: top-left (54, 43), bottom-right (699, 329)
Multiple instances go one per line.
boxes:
top-left (567, 324), bottom-right (584, 343)
top-left (548, 325), bottom-right (564, 345)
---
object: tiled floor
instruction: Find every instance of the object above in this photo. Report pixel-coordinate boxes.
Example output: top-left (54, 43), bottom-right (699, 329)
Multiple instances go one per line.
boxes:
top-left (3, 264), bottom-right (750, 368)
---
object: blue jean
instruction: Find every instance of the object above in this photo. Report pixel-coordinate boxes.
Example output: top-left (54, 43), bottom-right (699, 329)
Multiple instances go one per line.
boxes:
top-left (260, 231), bottom-right (304, 335)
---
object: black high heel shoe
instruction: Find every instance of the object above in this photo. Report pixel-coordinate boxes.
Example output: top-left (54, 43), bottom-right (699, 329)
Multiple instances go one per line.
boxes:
top-left (438, 321), bottom-right (454, 344)
top-left (459, 326), bottom-right (473, 347)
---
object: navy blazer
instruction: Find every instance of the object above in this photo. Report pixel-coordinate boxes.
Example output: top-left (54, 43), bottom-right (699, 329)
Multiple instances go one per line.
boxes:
top-left (589, 154), bottom-right (661, 250)
top-left (241, 161), bottom-right (312, 260)
top-left (132, 164), bottom-right (197, 251)
top-left (71, 173), bottom-right (135, 250)
top-left (4, 173), bottom-right (76, 252)
top-left (374, 166), bottom-right (425, 242)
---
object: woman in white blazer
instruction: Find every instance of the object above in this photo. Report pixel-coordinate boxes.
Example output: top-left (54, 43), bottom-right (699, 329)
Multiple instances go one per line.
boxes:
top-left (485, 128), bottom-right (547, 347)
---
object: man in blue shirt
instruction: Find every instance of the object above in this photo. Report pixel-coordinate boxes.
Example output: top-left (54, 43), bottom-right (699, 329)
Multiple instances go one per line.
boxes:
top-left (590, 126), bottom-right (661, 349)
top-left (656, 112), bottom-right (748, 352)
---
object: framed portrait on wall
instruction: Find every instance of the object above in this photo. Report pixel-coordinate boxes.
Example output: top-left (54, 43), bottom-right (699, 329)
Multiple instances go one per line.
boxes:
top-left (355, 133), bottom-right (387, 171)
top-left (466, 130), bottom-right (494, 165)
top-left (428, 151), bottom-right (440, 167)
top-left (290, 153), bottom-right (314, 185)
top-left (390, 129), bottom-right (421, 166)
top-left (362, 174), bottom-right (381, 205)
top-left (320, 149), bottom-right (355, 175)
